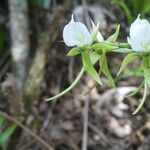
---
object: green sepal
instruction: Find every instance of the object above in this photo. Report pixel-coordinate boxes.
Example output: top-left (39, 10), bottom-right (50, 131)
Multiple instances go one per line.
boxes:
top-left (100, 51), bottom-right (115, 87)
top-left (82, 52), bottom-right (102, 85)
top-left (107, 25), bottom-right (120, 42)
top-left (67, 47), bottom-right (80, 56)
top-left (117, 52), bottom-right (139, 76)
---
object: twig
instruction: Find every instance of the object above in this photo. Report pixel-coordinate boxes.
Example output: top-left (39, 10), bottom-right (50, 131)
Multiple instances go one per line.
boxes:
top-left (8, 0), bottom-right (30, 119)
top-left (9, 0), bottom-right (29, 85)
top-left (82, 97), bottom-right (89, 150)
top-left (0, 110), bottom-right (54, 150)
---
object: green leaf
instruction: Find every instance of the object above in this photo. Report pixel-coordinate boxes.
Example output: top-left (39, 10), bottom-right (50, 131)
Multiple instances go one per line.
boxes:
top-left (100, 53), bottom-right (115, 87)
top-left (0, 116), bottom-right (4, 126)
top-left (0, 124), bottom-right (16, 144)
top-left (67, 47), bottom-right (80, 56)
top-left (140, 57), bottom-right (150, 87)
top-left (107, 25), bottom-right (120, 42)
top-left (117, 52), bottom-right (139, 76)
top-left (91, 42), bottom-right (118, 53)
top-left (82, 52), bottom-right (102, 85)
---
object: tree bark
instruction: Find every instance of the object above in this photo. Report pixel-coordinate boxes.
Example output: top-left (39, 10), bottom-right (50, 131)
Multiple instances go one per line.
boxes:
top-left (8, 0), bottom-right (29, 119)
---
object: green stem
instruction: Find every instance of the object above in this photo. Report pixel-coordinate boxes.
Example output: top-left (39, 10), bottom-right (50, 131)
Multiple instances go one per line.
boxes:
top-left (126, 81), bottom-right (144, 97)
top-left (118, 43), bottom-right (131, 48)
top-left (132, 80), bottom-right (148, 115)
top-left (46, 67), bottom-right (85, 101)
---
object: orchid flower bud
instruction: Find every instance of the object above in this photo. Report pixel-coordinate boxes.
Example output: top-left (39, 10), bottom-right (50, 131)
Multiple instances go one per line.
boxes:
top-left (128, 15), bottom-right (150, 51)
top-left (63, 15), bottom-right (92, 47)
top-left (91, 20), bottom-right (104, 42)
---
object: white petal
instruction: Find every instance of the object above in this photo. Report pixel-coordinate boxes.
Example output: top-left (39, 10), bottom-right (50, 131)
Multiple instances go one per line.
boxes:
top-left (129, 15), bottom-right (150, 51)
top-left (63, 15), bottom-right (92, 47)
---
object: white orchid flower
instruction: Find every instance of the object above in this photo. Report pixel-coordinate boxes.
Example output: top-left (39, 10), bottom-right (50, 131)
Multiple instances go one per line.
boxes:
top-left (91, 20), bottom-right (104, 42)
top-left (63, 15), bottom-right (92, 47)
top-left (128, 15), bottom-right (150, 51)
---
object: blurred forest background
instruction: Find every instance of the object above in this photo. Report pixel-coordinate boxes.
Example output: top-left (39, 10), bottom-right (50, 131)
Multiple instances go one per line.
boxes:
top-left (0, 0), bottom-right (150, 150)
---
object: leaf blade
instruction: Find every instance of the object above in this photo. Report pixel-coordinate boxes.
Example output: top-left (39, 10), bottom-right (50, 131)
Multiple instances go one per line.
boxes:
top-left (0, 124), bottom-right (16, 144)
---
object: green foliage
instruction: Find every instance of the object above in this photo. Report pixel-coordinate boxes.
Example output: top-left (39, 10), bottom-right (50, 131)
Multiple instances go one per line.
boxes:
top-left (0, 115), bottom-right (16, 150)
top-left (111, 0), bottom-right (150, 24)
